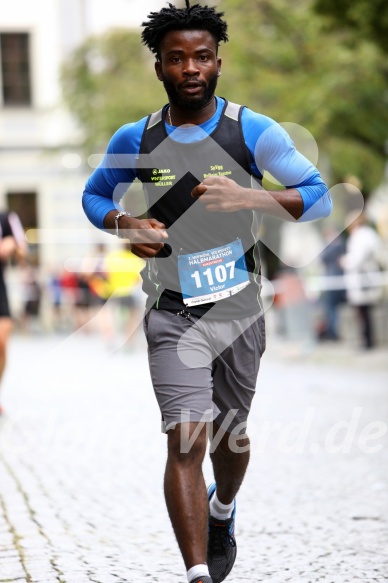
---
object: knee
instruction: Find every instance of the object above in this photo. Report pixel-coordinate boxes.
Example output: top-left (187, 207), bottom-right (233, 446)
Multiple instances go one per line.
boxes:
top-left (211, 427), bottom-right (250, 456)
top-left (167, 422), bottom-right (208, 466)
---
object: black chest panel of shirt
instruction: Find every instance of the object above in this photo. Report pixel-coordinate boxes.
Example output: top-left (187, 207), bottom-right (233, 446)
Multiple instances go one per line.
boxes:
top-left (137, 100), bottom-right (264, 319)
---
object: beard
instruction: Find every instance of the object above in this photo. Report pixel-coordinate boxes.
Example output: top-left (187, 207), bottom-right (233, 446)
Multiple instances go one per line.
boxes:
top-left (162, 72), bottom-right (219, 110)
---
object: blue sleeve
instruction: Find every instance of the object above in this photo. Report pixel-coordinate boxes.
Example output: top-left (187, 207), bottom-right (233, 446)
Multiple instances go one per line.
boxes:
top-left (82, 117), bottom-right (147, 229)
top-left (241, 108), bottom-right (332, 221)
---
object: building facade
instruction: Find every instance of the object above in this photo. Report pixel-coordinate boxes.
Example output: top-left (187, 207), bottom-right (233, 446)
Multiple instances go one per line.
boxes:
top-left (0, 0), bottom-right (163, 272)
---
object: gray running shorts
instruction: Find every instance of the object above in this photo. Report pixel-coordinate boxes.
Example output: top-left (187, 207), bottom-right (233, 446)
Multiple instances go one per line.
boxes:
top-left (143, 309), bottom-right (266, 433)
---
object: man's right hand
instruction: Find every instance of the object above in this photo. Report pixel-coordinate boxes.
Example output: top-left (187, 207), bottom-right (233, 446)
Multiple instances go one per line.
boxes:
top-left (124, 217), bottom-right (168, 259)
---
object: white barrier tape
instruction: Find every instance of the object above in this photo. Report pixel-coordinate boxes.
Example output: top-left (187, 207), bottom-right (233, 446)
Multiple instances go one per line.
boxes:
top-left (8, 271), bottom-right (388, 299)
top-left (264, 271), bottom-right (388, 297)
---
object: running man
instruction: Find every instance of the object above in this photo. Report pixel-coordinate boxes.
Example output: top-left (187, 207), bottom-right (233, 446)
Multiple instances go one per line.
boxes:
top-left (0, 211), bottom-right (27, 415)
top-left (82, 2), bottom-right (332, 581)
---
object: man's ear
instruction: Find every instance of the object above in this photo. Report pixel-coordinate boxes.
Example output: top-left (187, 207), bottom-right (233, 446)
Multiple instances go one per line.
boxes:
top-left (217, 57), bottom-right (222, 77)
top-left (155, 61), bottom-right (163, 81)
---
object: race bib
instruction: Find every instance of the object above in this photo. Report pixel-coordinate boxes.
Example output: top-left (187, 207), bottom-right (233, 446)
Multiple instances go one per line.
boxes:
top-left (178, 239), bottom-right (250, 307)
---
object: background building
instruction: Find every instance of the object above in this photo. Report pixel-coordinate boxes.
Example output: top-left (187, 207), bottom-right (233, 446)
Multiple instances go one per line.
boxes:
top-left (0, 0), bottom-right (164, 271)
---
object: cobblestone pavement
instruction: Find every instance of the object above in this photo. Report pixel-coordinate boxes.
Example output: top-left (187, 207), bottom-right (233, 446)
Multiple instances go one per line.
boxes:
top-left (0, 329), bottom-right (387, 582)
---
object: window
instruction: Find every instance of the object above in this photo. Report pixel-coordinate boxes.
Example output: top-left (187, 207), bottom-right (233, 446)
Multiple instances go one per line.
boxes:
top-left (0, 33), bottom-right (32, 106)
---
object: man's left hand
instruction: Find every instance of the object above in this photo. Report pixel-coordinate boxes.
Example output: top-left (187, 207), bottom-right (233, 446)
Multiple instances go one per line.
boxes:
top-left (191, 176), bottom-right (252, 212)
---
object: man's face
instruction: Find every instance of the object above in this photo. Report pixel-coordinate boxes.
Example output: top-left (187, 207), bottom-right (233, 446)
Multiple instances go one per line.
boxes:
top-left (155, 29), bottom-right (222, 110)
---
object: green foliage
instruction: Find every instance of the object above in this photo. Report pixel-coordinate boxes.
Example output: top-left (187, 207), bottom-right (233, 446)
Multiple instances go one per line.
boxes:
top-left (314, 0), bottom-right (388, 54)
top-left (61, 0), bottom-right (388, 194)
top-left (217, 0), bottom-right (388, 194)
top-left (61, 29), bottom-right (166, 152)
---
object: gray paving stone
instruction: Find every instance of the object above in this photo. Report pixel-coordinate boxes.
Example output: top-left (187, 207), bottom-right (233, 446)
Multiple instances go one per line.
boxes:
top-left (0, 333), bottom-right (387, 582)
top-left (0, 561), bottom-right (26, 579)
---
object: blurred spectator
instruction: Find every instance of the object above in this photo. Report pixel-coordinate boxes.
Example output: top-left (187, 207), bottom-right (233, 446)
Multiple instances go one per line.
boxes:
top-left (273, 267), bottom-right (315, 351)
top-left (97, 244), bottom-right (145, 348)
top-left (20, 261), bottom-right (42, 332)
top-left (59, 269), bottom-right (79, 329)
top-left (60, 268), bottom-right (99, 332)
top-left (318, 227), bottom-right (346, 341)
top-left (86, 243), bottom-right (109, 310)
top-left (74, 272), bottom-right (94, 331)
top-left (82, 244), bottom-right (110, 336)
top-left (341, 212), bottom-right (383, 349)
top-left (0, 211), bottom-right (27, 415)
top-left (47, 267), bottom-right (64, 331)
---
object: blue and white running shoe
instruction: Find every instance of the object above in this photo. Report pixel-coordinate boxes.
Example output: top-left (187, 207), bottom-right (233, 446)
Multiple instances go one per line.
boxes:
top-left (207, 482), bottom-right (237, 583)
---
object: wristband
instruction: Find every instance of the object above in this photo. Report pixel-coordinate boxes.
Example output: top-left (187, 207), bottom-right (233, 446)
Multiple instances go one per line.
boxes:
top-left (114, 211), bottom-right (131, 239)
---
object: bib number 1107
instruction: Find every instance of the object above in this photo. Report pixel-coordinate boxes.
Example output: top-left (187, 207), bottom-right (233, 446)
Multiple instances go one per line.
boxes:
top-left (191, 261), bottom-right (235, 289)
top-left (178, 239), bottom-right (250, 306)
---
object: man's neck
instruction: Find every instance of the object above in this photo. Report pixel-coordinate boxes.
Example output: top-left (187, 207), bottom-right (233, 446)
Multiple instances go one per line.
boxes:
top-left (168, 97), bottom-right (217, 126)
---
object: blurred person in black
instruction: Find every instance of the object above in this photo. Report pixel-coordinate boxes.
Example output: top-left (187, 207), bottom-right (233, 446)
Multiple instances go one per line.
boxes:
top-left (0, 211), bottom-right (27, 415)
top-left (20, 261), bottom-right (42, 332)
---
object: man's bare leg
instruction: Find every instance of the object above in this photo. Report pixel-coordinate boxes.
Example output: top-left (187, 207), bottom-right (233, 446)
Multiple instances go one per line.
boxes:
top-left (209, 421), bottom-right (250, 504)
top-left (164, 422), bottom-right (208, 569)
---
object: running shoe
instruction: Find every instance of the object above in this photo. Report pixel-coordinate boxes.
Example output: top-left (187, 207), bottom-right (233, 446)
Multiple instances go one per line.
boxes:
top-left (207, 482), bottom-right (237, 583)
top-left (191, 577), bottom-right (213, 583)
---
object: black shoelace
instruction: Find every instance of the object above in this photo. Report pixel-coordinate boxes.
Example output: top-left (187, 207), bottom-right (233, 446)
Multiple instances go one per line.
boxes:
top-left (208, 522), bottom-right (236, 556)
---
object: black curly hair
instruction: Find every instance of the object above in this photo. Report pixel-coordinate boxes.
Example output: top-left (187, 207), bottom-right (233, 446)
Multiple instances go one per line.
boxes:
top-left (141, 1), bottom-right (229, 59)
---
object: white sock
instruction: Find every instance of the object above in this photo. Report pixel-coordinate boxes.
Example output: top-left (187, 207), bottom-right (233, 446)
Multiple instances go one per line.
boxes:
top-left (187, 564), bottom-right (210, 582)
top-left (209, 490), bottom-right (234, 520)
